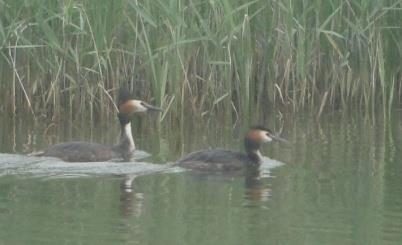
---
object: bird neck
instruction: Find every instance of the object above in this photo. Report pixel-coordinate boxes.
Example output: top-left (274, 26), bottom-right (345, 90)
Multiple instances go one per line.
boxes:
top-left (113, 121), bottom-right (135, 161)
top-left (121, 122), bottom-right (135, 151)
top-left (244, 138), bottom-right (262, 164)
top-left (246, 149), bottom-right (263, 164)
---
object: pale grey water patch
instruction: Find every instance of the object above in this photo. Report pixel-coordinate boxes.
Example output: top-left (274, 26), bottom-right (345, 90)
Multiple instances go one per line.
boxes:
top-left (259, 156), bottom-right (284, 177)
top-left (0, 152), bottom-right (284, 179)
top-left (0, 152), bottom-right (183, 178)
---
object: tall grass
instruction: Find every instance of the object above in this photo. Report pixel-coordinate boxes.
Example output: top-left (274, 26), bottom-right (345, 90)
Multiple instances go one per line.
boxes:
top-left (0, 0), bottom-right (401, 123)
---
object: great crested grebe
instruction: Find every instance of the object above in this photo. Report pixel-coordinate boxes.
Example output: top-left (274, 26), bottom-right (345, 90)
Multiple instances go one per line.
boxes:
top-left (33, 91), bottom-right (162, 162)
top-left (177, 126), bottom-right (287, 172)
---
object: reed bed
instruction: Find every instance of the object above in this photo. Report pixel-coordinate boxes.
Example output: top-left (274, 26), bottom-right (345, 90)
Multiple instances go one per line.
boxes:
top-left (0, 0), bottom-right (401, 123)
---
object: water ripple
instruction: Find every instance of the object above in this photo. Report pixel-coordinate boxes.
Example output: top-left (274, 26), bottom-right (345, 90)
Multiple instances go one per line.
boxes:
top-left (0, 153), bottom-right (182, 178)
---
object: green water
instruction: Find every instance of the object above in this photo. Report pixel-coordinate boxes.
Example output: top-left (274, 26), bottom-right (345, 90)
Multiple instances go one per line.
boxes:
top-left (0, 111), bottom-right (402, 244)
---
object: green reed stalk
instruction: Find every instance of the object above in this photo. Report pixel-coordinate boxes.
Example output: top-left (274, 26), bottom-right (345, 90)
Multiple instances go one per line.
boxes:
top-left (0, 0), bottom-right (400, 121)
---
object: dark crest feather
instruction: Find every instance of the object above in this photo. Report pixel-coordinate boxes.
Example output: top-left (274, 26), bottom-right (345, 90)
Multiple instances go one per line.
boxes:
top-left (118, 88), bottom-right (133, 106)
top-left (250, 125), bottom-right (272, 133)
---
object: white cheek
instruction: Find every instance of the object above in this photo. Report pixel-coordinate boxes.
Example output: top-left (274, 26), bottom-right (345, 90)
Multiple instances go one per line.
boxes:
top-left (137, 104), bottom-right (147, 112)
top-left (260, 132), bottom-right (272, 143)
top-left (133, 100), bottom-right (147, 112)
top-left (263, 136), bottom-right (272, 142)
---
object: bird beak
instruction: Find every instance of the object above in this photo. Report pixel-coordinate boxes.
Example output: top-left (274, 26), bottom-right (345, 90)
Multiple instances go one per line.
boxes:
top-left (142, 102), bottom-right (163, 112)
top-left (270, 133), bottom-right (289, 143)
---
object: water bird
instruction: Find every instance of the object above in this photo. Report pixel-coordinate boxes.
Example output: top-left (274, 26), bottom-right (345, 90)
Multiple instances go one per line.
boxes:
top-left (177, 126), bottom-right (287, 172)
top-left (32, 91), bottom-right (162, 162)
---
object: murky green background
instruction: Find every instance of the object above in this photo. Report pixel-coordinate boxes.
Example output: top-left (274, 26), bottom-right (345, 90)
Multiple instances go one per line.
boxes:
top-left (0, 111), bottom-right (402, 244)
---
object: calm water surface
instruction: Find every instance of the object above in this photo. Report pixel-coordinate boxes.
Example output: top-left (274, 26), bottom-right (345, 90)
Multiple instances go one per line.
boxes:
top-left (0, 111), bottom-right (402, 244)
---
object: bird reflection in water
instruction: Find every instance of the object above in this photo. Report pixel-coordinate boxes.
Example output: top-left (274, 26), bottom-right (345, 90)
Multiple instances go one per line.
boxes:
top-left (119, 174), bottom-right (144, 218)
top-left (243, 167), bottom-right (273, 207)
